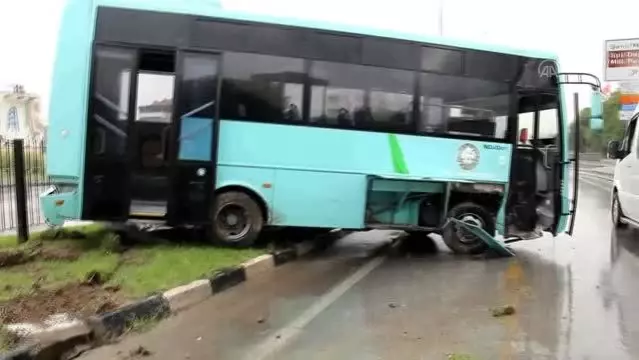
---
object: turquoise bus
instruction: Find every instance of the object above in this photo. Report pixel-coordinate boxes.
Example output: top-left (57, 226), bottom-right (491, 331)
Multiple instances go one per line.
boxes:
top-left (40, 0), bottom-right (603, 253)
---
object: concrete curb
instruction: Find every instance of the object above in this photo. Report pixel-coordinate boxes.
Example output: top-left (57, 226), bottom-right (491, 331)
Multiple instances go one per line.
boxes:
top-left (0, 235), bottom-right (332, 360)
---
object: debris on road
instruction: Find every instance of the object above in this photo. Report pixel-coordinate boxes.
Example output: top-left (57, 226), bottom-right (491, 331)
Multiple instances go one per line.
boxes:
top-left (447, 353), bottom-right (474, 360)
top-left (388, 302), bottom-right (399, 308)
top-left (130, 345), bottom-right (152, 357)
top-left (490, 305), bottom-right (516, 317)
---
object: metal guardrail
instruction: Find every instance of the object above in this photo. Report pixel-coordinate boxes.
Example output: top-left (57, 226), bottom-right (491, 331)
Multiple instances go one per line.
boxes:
top-left (0, 140), bottom-right (51, 233)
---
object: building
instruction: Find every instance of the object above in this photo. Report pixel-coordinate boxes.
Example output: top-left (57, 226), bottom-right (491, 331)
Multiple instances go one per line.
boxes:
top-left (0, 85), bottom-right (46, 143)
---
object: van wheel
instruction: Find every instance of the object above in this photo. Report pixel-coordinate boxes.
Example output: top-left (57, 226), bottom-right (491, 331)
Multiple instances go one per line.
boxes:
top-left (612, 192), bottom-right (627, 228)
top-left (211, 191), bottom-right (264, 248)
top-left (442, 202), bottom-right (494, 255)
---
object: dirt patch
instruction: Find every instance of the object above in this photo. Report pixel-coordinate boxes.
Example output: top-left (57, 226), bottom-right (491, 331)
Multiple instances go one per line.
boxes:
top-left (38, 228), bottom-right (89, 241)
top-left (0, 283), bottom-right (123, 324)
top-left (0, 243), bottom-right (82, 269)
top-left (38, 246), bottom-right (82, 262)
top-left (0, 248), bottom-right (34, 268)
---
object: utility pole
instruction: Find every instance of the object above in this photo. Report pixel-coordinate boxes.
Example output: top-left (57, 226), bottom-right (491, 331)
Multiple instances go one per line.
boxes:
top-left (438, 0), bottom-right (444, 36)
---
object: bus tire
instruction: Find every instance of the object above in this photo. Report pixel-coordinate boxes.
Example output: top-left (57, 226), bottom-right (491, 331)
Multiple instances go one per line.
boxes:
top-left (211, 191), bottom-right (264, 248)
top-left (442, 202), bottom-right (494, 255)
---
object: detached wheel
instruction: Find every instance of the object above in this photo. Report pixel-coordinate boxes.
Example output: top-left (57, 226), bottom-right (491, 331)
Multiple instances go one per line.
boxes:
top-left (442, 202), bottom-right (494, 255)
top-left (612, 191), bottom-right (627, 229)
top-left (212, 191), bottom-right (264, 248)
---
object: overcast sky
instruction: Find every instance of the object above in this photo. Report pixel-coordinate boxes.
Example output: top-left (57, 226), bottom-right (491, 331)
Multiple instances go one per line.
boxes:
top-left (1, 0), bottom-right (637, 124)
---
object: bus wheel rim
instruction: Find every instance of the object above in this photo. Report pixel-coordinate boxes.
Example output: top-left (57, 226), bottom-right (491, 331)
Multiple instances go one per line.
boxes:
top-left (455, 213), bottom-right (484, 244)
top-left (216, 204), bottom-right (250, 241)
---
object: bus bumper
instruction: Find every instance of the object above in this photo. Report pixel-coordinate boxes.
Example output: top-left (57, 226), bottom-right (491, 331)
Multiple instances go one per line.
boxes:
top-left (39, 186), bottom-right (80, 226)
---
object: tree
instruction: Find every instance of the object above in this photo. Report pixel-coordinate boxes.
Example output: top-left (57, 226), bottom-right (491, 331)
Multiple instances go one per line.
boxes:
top-left (571, 90), bottom-right (625, 154)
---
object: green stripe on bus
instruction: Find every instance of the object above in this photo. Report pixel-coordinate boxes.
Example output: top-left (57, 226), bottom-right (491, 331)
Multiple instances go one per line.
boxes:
top-left (388, 134), bottom-right (409, 174)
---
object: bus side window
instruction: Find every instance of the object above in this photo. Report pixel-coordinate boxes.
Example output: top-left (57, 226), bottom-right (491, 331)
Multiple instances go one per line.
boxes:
top-left (220, 52), bottom-right (304, 123)
top-left (309, 61), bottom-right (414, 131)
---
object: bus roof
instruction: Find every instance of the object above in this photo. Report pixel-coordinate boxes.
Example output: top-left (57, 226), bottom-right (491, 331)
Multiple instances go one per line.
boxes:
top-left (88, 0), bottom-right (558, 61)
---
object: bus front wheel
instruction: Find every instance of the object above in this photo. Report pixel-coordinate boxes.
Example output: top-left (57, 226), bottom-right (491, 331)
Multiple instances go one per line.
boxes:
top-left (442, 202), bottom-right (494, 255)
top-left (211, 191), bottom-right (264, 248)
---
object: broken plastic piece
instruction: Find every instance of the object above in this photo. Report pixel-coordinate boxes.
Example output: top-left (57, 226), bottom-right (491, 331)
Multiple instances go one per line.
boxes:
top-left (447, 218), bottom-right (515, 257)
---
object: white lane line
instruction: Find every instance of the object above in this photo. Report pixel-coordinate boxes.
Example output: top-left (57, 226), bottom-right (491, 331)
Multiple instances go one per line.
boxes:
top-left (580, 176), bottom-right (612, 192)
top-left (579, 171), bottom-right (613, 182)
top-left (579, 176), bottom-right (613, 189)
top-left (244, 253), bottom-right (387, 360)
top-left (578, 170), bottom-right (613, 183)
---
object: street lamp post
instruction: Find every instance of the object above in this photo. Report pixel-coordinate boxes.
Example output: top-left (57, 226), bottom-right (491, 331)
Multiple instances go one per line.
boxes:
top-left (438, 0), bottom-right (444, 36)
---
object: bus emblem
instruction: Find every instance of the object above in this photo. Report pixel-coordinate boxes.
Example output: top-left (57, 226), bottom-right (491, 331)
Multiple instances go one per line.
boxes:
top-left (538, 59), bottom-right (558, 79)
top-left (457, 143), bottom-right (480, 170)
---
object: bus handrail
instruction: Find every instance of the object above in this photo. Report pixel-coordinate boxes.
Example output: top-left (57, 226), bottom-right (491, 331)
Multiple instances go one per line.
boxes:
top-left (93, 114), bottom-right (126, 138)
top-left (178, 101), bottom-right (216, 141)
top-left (95, 92), bottom-right (128, 118)
top-left (181, 101), bottom-right (215, 118)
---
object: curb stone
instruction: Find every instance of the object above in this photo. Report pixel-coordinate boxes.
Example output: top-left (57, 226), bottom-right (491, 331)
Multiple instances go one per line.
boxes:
top-left (210, 267), bottom-right (247, 294)
top-left (0, 235), bottom-right (334, 360)
top-left (87, 294), bottom-right (171, 342)
top-left (163, 279), bottom-right (212, 314)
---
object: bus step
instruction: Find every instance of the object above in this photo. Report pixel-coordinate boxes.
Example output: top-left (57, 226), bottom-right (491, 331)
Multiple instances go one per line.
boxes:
top-left (129, 200), bottom-right (167, 218)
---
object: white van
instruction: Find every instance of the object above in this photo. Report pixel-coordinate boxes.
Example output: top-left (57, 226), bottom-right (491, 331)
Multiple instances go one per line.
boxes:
top-left (609, 112), bottom-right (639, 227)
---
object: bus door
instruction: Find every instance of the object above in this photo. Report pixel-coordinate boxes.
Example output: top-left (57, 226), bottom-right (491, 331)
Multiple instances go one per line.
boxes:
top-left (128, 50), bottom-right (220, 223)
top-left (165, 51), bottom-right (220, 225)
top-left (83, 46), bottom-right (137, 221)
top-left (509, 92), bottom-right (562, 236)
top-left (85, 47), bottom-right (219, 224)
top-left (128, 50), bottom-right (177, 219)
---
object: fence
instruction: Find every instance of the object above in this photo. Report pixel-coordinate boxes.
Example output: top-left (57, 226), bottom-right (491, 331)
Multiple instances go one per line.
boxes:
top-left (0, 139), bottom-right (51, 233)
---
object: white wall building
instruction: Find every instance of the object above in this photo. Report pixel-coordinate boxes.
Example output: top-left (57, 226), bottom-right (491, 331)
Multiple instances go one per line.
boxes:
top-left (0, 85), bottom-right (46, 143)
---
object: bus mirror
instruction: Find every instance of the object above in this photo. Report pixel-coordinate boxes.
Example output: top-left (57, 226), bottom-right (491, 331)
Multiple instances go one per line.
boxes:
top-left (590, 90), bottom-right (603, 130)
top-left (607, 140), bottom-right (621, 159)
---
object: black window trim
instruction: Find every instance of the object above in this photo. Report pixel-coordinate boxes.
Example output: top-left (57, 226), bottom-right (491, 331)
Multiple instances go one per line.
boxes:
top-left (92, 39), bottom-right (517, 144)
top-left (420, 45), bottom-right (465, 76)
top-left (92, 8), bottom-right (562, 145)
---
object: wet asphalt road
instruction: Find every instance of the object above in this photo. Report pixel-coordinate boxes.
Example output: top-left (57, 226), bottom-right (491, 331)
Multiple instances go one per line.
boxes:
top-left (78, 172), bottom-right (639, 360)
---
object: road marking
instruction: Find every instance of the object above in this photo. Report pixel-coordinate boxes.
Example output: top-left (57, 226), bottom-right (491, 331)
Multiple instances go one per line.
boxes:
top-left (499, 259), bottom-right (526, 360)
top-left (244, 253), bottom-right (387, 360)
top-left (580, 176), bottom-right (612, 192)
top-left (578, 171), bottom-right (613, 182)
top-left (579, 177), bottom-right (612, 190)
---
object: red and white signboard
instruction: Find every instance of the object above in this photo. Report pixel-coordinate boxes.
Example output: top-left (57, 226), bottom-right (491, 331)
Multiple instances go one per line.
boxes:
top-left (605, 38), bottom-right (639, 81)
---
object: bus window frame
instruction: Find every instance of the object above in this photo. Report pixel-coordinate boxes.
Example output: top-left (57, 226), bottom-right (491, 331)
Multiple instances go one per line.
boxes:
top-left (92, 6), bottom-right (564, 146)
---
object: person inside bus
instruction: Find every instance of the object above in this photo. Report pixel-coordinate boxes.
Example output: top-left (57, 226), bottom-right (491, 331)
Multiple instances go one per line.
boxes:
top-left (354, 106), bottom-right (374, 128)
top-left (283, 103), bottom-right (301, 122)
top-left (337, 108), bottom-right (352, 127)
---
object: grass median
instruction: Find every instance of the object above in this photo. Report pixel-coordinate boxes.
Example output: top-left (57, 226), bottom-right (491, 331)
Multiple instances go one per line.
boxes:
top-left (0, 225), bottom-right (262, 325)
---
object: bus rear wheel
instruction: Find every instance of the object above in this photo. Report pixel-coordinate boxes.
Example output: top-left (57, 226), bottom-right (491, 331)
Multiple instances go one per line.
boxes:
top-left (211, 191), bottom-right (264, 248)
top-left (442, 202), bottom-right (493, 255)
